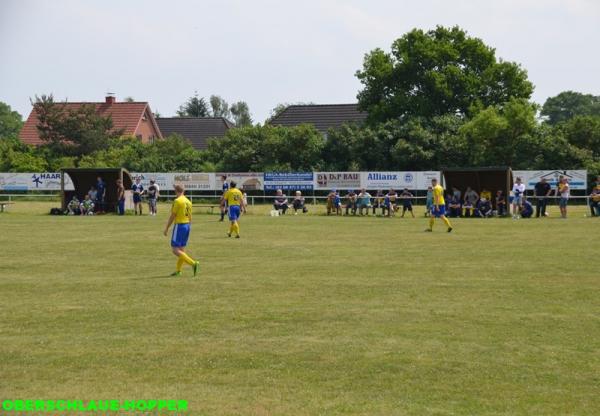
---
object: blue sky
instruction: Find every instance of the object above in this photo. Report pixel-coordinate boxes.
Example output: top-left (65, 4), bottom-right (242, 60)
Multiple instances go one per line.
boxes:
top-left (1, 0), bottom-right (599, 122)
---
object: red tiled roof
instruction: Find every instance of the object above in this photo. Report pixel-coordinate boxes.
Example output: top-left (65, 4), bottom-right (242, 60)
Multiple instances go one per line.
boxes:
top-left (19, 101), bottom-right (155, 145)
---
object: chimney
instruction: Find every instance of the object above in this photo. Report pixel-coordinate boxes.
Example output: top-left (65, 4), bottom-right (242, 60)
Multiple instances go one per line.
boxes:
top-left (105, 93), bottom-right (116, 105)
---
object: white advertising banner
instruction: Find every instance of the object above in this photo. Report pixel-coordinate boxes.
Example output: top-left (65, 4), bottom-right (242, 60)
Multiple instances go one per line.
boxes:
top-left (131, 172), bottom-right (214, 190)
top-left (416, 171), bottom-right (441, 189)
top-left (314, 172), bottom-right (361, 190)
top-left (215, 172), bottom-right (263, 191)
top-left (512, 170), bottom-right (587, 190)
top-left (361, 171), bottom-right (419, 190)
top-left (0, 172), bottom-right (74, 191)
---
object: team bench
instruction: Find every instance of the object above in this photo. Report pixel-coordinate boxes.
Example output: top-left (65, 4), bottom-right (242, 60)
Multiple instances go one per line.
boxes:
top-left (0, 201), bottom-right (15, 212)
top-left (192, 204), bottom-right (220, 214)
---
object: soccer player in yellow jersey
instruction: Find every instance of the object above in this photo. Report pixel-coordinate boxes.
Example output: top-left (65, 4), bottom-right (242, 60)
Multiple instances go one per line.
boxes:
top-left (222, 181), bottom-right (245, 238)
top-left (163, 184), bottom-right (199, 277)
top-left (426, 178), bottom-right (453, 233)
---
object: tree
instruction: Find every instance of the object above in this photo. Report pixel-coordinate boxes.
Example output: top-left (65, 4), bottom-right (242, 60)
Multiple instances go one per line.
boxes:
top-left (124, 96), bottom-right (135, 102)
top-left (209, 95), bottom-right (231, 119)
top-left (32, 94), bottom-right (123, 156)
top-left (176, 92), bottom-right (209, 117)
top-left (0, 102), bottom-right (23, 139)
top-left (230, 101), bottom-right (253, 127)
top-left (356, 25), bottom-right (533, 123)
top-left (557, 115), bottom-right (600, 157)
top-left (541, 91), bottom-right (600, 125)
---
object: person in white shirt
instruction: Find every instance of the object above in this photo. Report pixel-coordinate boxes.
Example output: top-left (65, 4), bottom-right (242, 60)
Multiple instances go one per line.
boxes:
top-left (511, 177), bottom-right (526, 219)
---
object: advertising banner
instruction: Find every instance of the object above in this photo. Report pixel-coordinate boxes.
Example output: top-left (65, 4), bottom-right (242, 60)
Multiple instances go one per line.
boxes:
top-left (361, 171), bottom-right (418, 190)
top-left (131, 173), bottom-right (213, 190)
top-left (0, 172), bottom-right (74, 191)
top-left (512, 170), bottom-right (587, 190)
top-left (417, 171), bottom-right (441, 189)
top-left (314, 172), bottom-right (361, 190)
top-left (215, 172), bottom-right (263, 191)
top-left (264, 172), bottom-right (313, 191)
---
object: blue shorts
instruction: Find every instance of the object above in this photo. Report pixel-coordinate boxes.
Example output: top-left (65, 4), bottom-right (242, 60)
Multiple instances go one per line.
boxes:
top-left (559, 197), bottom-right (569, 208)
top-left (133, 194), bottom-right (142, 203)
top-left (433, 205), bottom-right (446, 218)
top-left (171, 223), bottom-right (190, 247)
top-left (228, 205), bottom-right (241, 221)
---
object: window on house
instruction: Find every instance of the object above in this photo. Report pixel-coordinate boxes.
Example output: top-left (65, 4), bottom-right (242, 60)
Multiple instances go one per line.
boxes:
top-left (136, 134), bottom-right (143, 141)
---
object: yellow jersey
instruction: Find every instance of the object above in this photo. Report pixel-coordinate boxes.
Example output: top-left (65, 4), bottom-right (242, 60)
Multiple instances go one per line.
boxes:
top-left (172, 195), bottom-right (192, 224)
top-left (223, 188), bottom-right (243, 206)
top-left (433, 184), bottom-right (445, 205)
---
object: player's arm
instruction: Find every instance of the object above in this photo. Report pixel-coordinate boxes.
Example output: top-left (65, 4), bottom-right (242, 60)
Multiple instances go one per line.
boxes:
top-left (163, 211), bottom-right (176, 236)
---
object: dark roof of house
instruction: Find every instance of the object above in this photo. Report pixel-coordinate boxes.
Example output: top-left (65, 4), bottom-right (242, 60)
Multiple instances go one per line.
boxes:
top-left (156, 117), bottom-right (234, 150)
top-left (269, 104), bottom-right (367, 133)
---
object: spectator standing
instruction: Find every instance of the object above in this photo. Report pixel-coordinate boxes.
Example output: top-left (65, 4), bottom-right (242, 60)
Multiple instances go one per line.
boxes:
top-left (511, 177), bottom-right (525, 219)
top-left (520, 197), bottom-right (533, 218)
top-left (495, 190), bottom-right (506, 217)
top-left (292, 191), bottom-right (307, 214)
top-left (425, 186), bottom-right (433, 217)
top-left (452, 187), bottom-right (462, 202)
top-left (96, 176), bottom-right (106, 213)
top-left (242, 192), bottom-right (248, 214)
top-left (400, 188), bottom-right (415, 218)
top-left (132, 178), bottom-right (144, 215)
top-left (147, 179), bottom-right (159, 216)
top-left (273, 189), bottom-right (289, 215)
top-left (558, 177), bottom-right (570, 218)
top-left (116, 179), bottom-right (125, 215)
top-left (534, 178), bottom-right (552, 218)
top-left (589, 176), bottom-right (600, 217)
top-left (385, 189), bottom-right (398, 217)
top-left (219, 175), bottom-right (229, 222)
top-left (357, 189), bottom-right (371, 216)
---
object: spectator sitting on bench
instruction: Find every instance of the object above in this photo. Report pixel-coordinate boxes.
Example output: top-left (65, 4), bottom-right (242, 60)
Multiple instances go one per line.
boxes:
top-left (589, 176), bottom-right (600, 217)
top-left (357, 188), bottom-right (371, 216)
top-left (80, 195), bottom-right (95, 215)
top-left (292, 191), bottom-right (307, 214)
top-left (67, 195), bottom-right (81, 215)
top-left (475, 197), bottom-right (493, 218)
top-left (372, 190), bottom-right (385, 216)
top-left (448, 194), bottom-right (462, 217)
top-left (464, 187), bottom-right (479, 208)
top-left (463, 199), bottom-right (474, 218)
top-left (273, 189), bottom-right (289, 214)
top-left (88, 186), bottom-right (97, 203)
top-left (345, 190), bottom-right (358, 215)
top-left (520, 196), bottom-right (533, 218)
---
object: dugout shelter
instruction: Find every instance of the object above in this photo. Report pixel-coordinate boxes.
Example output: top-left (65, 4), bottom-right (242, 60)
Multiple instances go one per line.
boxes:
top-left (61, 168), bottom-right (133, 212)
top-left (441, 167), bottom-right (513, 203)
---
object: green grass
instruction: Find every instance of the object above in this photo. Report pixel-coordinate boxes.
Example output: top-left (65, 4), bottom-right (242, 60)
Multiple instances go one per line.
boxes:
top-left (1, 202), bottom-right (599, 415)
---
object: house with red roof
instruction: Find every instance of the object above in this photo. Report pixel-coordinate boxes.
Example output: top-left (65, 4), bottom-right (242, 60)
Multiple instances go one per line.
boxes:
top-left (19, 95), bottom-right (163, 145)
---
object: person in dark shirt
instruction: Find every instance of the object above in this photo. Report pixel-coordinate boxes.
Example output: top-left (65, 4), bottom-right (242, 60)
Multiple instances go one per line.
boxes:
top-left (448, 194), bottom-right (462, 218)
top-left (96, 176), bottom-right (106, 213)
top-left (116, 179), bottom-right (125, 215)
top-left (475, 198), bottom-right (492, 218)
top-left (495, 190), bottom-right (506, 217)
top-left (345, 190), bottom-right (358, 215)
top-left (273, 189), bottom-right (289, 214)
top-left (147, 179), bottom-right (159, 216)
top-left (520, 197), bottom-right (533, 218)
top-left (400, 188), bottom-right (414, 218)
top-left (534, 178), bottom-right (551, 217)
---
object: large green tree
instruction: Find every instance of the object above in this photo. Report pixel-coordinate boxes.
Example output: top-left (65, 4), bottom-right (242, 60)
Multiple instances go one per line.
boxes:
top-left (356, 26), bottom-right (533, 123)
top-left (33, 95), bottom-right (123, 156)
top-left (230, 101), bottom-right (253, 127)
top-left (0, 102), bottom-right (23, 139)
top-left (541, 91), bottom-right (600, 125)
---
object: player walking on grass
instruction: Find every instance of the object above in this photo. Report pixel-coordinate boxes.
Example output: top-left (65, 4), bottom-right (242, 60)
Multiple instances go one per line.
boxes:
top-left (426, 178), bottom-right (453, 233)
top-left (163, 184), bottom-right (199, 277)
top-left (223, 181), bottom-right (244, 238)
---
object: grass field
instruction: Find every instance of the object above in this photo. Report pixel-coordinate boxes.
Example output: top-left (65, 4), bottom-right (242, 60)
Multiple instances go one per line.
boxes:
top-left (1, 201), bottom-right (599, 415)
